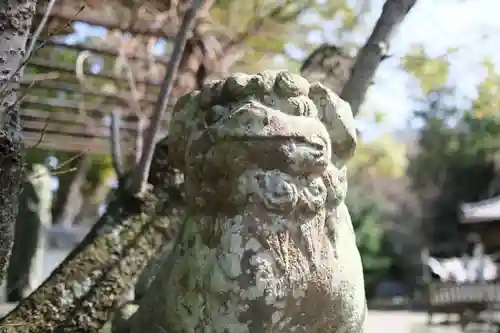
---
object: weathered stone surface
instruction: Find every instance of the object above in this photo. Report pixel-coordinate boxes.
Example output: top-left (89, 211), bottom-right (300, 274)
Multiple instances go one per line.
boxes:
top-left (110, 302), bottom-right (139, 333)
top-left (6, 164), bottom-right (52, 301)
top-left (129, 71), bottom-right (367, 333)
top-left (134, 242), bottom-right (173, 301)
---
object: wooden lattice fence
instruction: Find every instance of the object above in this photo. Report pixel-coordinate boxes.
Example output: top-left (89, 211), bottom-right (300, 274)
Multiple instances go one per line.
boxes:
top-left (22, 0), bottom-right (209, 154)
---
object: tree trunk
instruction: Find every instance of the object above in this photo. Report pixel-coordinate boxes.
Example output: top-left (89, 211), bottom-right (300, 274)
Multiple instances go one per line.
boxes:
top-left (340, 0), bottom-right (418, 116)
top-left (0, 140), bottom-right (185, 333)
top-left (6, 164), bottom-right (52, 302)
top-left (0, 0), bottom-right (37, 284)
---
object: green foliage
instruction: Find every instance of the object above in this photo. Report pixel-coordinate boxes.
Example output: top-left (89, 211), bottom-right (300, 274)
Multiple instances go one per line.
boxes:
top-left (349, 134), bottom-right (408, 180)
top-left (473, 58), bottom-right (500, 123)
top-left (85, 155), bottom-right (115, 194)
top-left (210, 0), bottom-right (365, 73)
top-left (402, 46), bottom-right (450, 94)
top-left (346, 188), bottom-right (393, 298)
top-left (408, 89), bottom-right (500, 244)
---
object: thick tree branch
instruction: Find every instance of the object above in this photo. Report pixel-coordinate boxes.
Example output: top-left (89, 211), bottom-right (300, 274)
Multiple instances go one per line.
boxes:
top-left (340, 0), bottom-right (418, 116)
top-left (0, 142), bottom-right (185, 333)
top-left (129, 0), bottom-right (205, 194)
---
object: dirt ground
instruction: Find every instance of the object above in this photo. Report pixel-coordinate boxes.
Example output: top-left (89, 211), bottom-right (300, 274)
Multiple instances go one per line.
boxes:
top-left (366, 311), bottom-right (447, 333)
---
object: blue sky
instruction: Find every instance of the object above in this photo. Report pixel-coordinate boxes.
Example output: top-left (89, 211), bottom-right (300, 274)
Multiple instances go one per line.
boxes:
top-left (356, 0), bottom-right (500, 135)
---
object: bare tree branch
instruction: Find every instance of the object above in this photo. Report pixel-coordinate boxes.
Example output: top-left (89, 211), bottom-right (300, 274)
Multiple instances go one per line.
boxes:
top-left (129, 0), bottom-right (206, 194)
top-left (25, 0), bottom-right (58, 61)
top-left (110, 110), bottom-right (124, 178)
top-left (340, 0), bottom-right (418, 116)
top-left (112, 34), bottom-right (148, 165)
top-left (135, 116), bottom-right (146, 164)
top-left (73, 35), bottom-right (144, 182)
top-left (113, 40), bottom-right (144, 114)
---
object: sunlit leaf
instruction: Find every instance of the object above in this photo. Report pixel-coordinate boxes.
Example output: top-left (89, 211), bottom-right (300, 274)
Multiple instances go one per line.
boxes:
top-left (401, 46), bottom-right (450, 94)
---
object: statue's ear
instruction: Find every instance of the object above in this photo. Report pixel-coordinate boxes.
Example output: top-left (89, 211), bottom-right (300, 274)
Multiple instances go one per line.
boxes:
top-left (308, 83), bottom-right (357, 167)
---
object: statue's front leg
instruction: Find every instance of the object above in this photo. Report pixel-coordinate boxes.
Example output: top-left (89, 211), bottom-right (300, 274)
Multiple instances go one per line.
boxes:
top-left (321, 203), bottom-right (367, 333)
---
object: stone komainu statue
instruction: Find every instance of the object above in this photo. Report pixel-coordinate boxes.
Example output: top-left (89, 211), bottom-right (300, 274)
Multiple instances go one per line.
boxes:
top-left (129, 71), bottom-right (366, 333)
